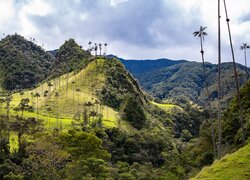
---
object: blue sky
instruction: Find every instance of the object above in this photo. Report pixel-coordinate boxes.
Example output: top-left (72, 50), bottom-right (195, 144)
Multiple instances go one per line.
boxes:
top-left (0, 0), bottom-right (250, 66)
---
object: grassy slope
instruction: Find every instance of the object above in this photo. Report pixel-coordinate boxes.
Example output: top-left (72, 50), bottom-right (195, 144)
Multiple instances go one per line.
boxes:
top-left (191, 143), bottom-right (250, 180)
top-left (3, 58), bottom-right (123, 152)
top-left (151, 101), bottom-right (184, 114)
top-left (9, 58), bottom-right (119, 128)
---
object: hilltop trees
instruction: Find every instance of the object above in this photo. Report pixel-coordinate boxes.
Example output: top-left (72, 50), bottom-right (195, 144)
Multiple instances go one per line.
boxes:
top-left (88, 42), bottom-right (108, 56)
top-left (240, 43), bottom-right (250, 79)
top-left (0, 34), bottom-right (54, 90)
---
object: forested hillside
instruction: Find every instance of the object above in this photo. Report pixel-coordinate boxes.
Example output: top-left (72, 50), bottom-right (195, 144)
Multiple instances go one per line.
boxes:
top-left (120, 58), bottom-right (186, 75)
top-left (0, 34), bottom-right (249, 179)
top-left (0, 34), bottom-right (54, 91)
top-left (0, 36), bottom-right (205, 179)
top-left (191, 80), bottom-right (250, 179)
top-left (122, 60), bottom-right (250, 108)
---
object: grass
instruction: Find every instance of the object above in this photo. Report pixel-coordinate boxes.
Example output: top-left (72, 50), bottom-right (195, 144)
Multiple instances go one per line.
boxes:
top-left (8, 58), bottom-right (118, 126)
top-left (151, 101), bottom-right (184, 113)
top-left (191, 143), bottom-right (250, 180)
top-left (0, 58), bottom-right (122, 152)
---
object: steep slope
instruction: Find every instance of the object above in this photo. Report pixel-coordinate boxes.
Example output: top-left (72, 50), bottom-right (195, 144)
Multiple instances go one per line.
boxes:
top-left (191, 143), bottom-right (250, 180)
top-left (133, 61), bottom-right (250, 108)
top-left (0, 34), bottom-right (54, 91)
top-left (186, 79), bottom-right (250, 178)
top-left (223, 80), bottom-right (250, 145)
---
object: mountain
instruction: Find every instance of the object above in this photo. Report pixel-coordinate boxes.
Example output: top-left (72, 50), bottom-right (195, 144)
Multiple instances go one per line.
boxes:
top-left (0, 34), bottom-right (55, 91)
top-left (51, 39), bottom-right (91, 78)
top-left (120, 57), bottom-right (187, 75)
top-left (120, 59), bottom-right (250, 108)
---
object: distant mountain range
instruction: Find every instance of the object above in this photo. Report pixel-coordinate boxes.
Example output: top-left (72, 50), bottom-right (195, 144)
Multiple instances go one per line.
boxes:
top-left (118, 56), bottom-right (250, 108)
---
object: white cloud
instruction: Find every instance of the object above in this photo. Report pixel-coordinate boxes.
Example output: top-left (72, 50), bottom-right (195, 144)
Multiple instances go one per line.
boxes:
top-left (110, 0), bottom-right (129, 7)
top-left (0, 0), bottom-right (249, 66)
top-left (18, 0), bottom-right (52, 36)
top-left (0, 0), bottom-right (15, 28)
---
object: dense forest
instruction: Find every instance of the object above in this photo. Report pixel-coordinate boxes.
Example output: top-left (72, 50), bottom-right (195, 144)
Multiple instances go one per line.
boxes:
top-left (0, 34), bottom-right (249, 179)
top-left (122, 59), bottom-right (250, 109)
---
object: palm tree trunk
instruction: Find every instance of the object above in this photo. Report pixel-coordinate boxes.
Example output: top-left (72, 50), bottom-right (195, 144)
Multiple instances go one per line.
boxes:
top-left (200, 36), bottom-right (217, 159)
top-left (245, 49), bottom-right (249, 79)
top-left (36, 97), bottom-right (38, 120)
top-left (217, 0), bottom-right (222, 159)
top-left (223, 0), bottom-right (245, 145)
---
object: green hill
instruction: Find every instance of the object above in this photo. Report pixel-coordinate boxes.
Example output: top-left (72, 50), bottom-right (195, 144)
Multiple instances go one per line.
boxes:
top-left (191, 143), bottom-right (250, 180)
top-left (0, 40), bottom-right (192, 178)
top-left (0, 34), bottom-right (55, 91)
top-left (131, 61), bottom-right (250, 108)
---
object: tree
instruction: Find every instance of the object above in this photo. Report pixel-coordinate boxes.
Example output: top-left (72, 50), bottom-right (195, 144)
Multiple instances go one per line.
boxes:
top-left (10, 117), bottom-right (43, 146)
top-left (217, 0), bottom-right (222, 159)
top-left (47, 82), bottom-right (53, 98)
top-left (222, 0), bottom-right (245, 146)
top-left (240, 42), bottom-right (250, 79)
top-left (55, 92), bottom-right (60, 130)
top-left (72, 81), bottom-right (75, 102)
top-left (94, 43), bottom-right (98, 56)
top-left (76, 88), bottom-right (81, 113)
top-left (21, 136), bottom-right (69, 179)
top-left (193, 26), bottom-right (216, 159)
top-left (104, 43), bottom-right (107, 56)
top-left (34, 92), bottom-right (40, 120)
top-left (88, 41), bottom-right (92, 51)
top-left (99, 43), bottom-right (102, 56)
top-left (17, 98), bottom-right (30, 117)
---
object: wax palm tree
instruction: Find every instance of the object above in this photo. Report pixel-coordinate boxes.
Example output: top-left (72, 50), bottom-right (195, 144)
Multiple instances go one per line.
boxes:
top-left (193, 26), bottom-right (216, 159)
top-left (94, 43), bottom-right (98, 56)
top-left (72, 81), bottom-right (75, 102)
top-left (47, 82), bottom-right (53, 97)
top-left (55, 92), bottom-right (60, 129)
top-left (217, 0), bottom-right (222, 159)
top-left (88, 41), bottom-right (92, 51)
top-left (240, 43), bottom-right (250, 79)
top-left (99, 43), bottom-right (102, 56)
top-left (76, 88), bottom-right (81, 113)
top-left (223, 0), bottom-right (245, 146)
top-left (104, 43), bottom-right (107, 55)
top-left (34, 92), bottom-right (40, 120)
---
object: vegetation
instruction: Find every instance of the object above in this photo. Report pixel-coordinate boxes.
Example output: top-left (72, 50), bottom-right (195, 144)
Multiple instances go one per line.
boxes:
top-left (0, 33), bottom-right (249, 179)
top-left (192, 143), bottom-right (250, 180)
top-left (130, 61), bottom-right (250, 109)
top-left (0, 34), bottom-right (54, 91)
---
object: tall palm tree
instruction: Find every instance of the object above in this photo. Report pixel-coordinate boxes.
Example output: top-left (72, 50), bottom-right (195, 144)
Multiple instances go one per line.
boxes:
top-left (104, 43), bottom-right (107, 55)
top-left (240, 43), bottom-right (250, 79)
top-left (217, 0), bottom-right (222, 159)
top-left (193, 26), bottom-right (216, 159)
top-left (55, 92), bottom-right (60, 130)
top-left (94, 43), bottom-right (98, 56)
top-left (72, 81), bottom-right (75, 102)
top-left (47, 82), bottom-right (53, 97)
top-left (88, 41), bottom-right (92, 51)
top-left (76, 88), bottom-right (81, 113)
top-left (223, 0), bottom-right (245, 146)
top-left (66, 67), bottom-right (70, 100)
top-left (34, 92), bottom-right (40, 120)
top-left (99, 43), bottom-right (102, 56)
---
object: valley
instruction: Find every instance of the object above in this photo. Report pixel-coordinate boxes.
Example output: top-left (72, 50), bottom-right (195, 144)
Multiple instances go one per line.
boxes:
top-left (0, 34), bottom-right (249, 179)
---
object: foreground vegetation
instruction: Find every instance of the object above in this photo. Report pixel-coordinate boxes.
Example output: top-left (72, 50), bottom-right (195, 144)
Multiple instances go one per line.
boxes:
top-left (192, 143), bottom-right (250, 179)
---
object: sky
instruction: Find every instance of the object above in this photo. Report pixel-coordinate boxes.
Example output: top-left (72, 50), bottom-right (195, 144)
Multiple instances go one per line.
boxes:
top-left (0, 0), bottom-right (250, 66)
